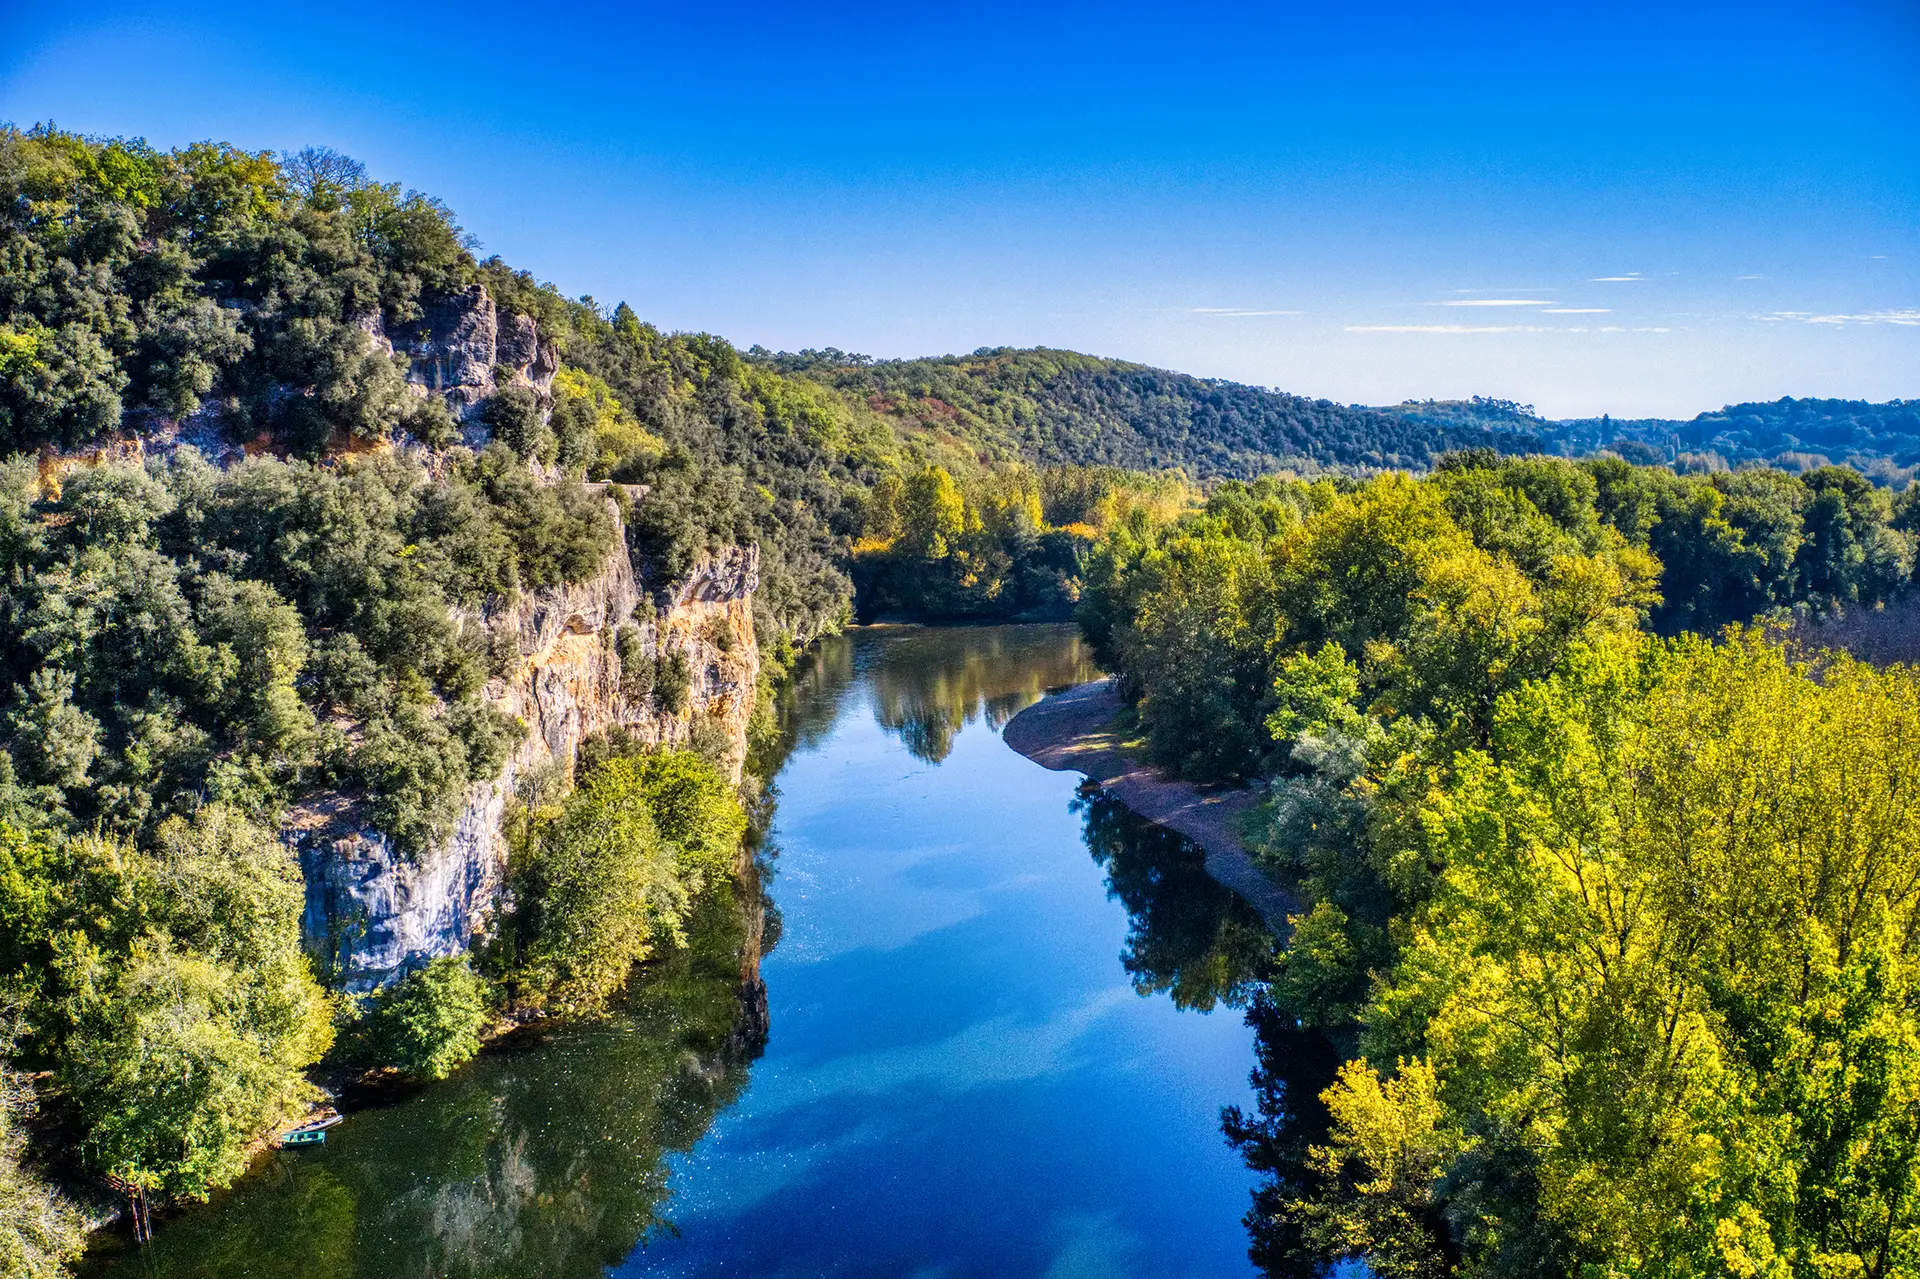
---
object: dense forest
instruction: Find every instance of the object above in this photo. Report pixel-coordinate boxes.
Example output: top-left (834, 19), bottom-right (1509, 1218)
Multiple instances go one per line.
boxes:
top-left (1082, 452), bottom-right (1920, 1276)
top-left (4, 118), bottom-right (1919, 1278)
top-left (758, 346), bottom-right (1543, 478)
top-left (1385, 395), bottom-right (1920, 483)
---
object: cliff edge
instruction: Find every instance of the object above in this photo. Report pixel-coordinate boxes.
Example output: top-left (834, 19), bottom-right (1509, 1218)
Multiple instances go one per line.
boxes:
top-left (291, 504), bottom-right (761, 991)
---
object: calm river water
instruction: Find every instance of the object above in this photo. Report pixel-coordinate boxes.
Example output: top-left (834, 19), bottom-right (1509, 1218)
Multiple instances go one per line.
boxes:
top-left (93, 624), bottom-right (1272, 1278)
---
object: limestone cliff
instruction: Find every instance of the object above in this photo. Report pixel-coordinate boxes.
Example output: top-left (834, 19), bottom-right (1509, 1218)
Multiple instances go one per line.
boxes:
top-left (38, 278), bottom-right (739, 993)
top-left (386, 282), bottom-right (558, 427)
top-left (295, 500), bottom-right (762, 991)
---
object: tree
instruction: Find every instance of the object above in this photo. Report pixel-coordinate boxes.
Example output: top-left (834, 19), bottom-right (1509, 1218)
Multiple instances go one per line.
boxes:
top-left (3, 670), bottom-right (99, 791)
top-left (482, 383), bottom-right (552, 462)
top-left (1272, 474), bottom-right (1469, 662)
top-left (1126, 530), bottom-right (1276, 780)
top-left (1346, 633), bottom-right (1920, 1275)
top-left (196, 573), bottom-right (314, 748)
top-left (899, 465), bottom-right (968, 560)
top-left (514, 759), bottom-right (676, 1009)
top-left (359, 955), bottom-right (488, 1081)
top-left (13, 809), bottom-right (335, 1203)
top-left (507, 750), bottom-right (744, 1012)
top-left (60, 937), bottom-right (327, 1199)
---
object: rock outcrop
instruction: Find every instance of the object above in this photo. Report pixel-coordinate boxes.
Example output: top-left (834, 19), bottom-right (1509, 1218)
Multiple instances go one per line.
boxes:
top-left (294, 500), bottom-right (762, 991)
top-left (364, 283), bottom-right (558, 429)
top-left (41, 283), bottom-right (553, 478)
top-left (410, 285), bottom-right (556, 413)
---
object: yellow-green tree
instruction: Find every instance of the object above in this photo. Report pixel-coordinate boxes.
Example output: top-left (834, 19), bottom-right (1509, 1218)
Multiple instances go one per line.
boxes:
top-left (31, 807), bottom-right (334, 1201)
top-left (1317, 633), bottom-right (1920, 1276)
top-left (510, 750), bottom-right (744, 1012)
top-left (899, 465), bottom-right (971, 560)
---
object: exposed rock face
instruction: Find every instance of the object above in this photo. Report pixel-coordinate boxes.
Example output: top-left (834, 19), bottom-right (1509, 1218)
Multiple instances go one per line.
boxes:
top-left (46, 285), bottom-right (555, 475)
top-left (295, 500), bottom-right (762, 991)
top-left (390, 284), bottom-right (559, 428)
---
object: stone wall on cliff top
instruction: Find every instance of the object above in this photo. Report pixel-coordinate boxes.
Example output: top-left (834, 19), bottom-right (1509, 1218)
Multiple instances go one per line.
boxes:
top-left (294, 500), bottom-right (762, 992)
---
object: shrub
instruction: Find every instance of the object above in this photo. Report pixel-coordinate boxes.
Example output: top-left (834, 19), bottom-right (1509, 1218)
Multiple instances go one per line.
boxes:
top-left (654, 648), bottom-right (692, 715)
top-left (481, 384), bottom-right (550, 462)
top-left (615, 623), bottom-right (653, 702)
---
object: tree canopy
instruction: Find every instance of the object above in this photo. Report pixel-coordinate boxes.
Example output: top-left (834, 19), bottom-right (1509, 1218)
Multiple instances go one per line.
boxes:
top-left (1084, 452), bottom-right (1920, 1276)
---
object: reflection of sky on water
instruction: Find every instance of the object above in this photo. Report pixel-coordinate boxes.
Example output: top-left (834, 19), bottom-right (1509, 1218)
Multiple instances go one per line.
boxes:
top-left (625, 627), bottom-right (1259, 1279)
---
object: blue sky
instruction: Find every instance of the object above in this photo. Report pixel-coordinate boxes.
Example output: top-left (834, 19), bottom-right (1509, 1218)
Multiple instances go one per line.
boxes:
top-left (4, 0), bottom-right (1915, 416)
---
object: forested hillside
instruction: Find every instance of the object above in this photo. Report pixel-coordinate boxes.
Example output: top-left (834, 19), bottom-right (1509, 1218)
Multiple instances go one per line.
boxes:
top-left (1384, 395), bottom-right (1920, 481)
top-left (0, 125), bottom-right (806, 1271)
top-left (1082, 453), bottom-right (1920, 1276)
top-left (759, 347), bottom-right (1544, 478)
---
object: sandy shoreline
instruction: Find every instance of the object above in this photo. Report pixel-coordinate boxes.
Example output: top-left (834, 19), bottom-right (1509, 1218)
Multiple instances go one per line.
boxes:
top-left (1003, 679), bottom-right (1297, 934)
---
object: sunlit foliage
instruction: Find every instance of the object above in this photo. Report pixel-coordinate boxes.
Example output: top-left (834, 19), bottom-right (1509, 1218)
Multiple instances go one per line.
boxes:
top-left (501, 749), bottom-right (746, 1013)
top-left (0, 808), bottom-right (332, 1201)
top-left (1085, 450), bottom-right (1920, 1277)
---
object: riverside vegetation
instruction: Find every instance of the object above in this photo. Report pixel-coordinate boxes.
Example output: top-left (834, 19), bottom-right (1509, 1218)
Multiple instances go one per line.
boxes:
top-left (0, 122), bottom-right (1235, 1273)
top-left (1082, 456), bottom-right (1920, 1277)
top-left (2, 120), bottom-right (1920, 1278)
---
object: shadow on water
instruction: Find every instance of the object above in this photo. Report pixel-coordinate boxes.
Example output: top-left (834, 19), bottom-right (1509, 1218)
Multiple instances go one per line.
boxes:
top-left (82, 880), bottom-right (770, 1279)
top-left (1224, 994), bottom-right (1347, 1279)
top-left (1070, 759), bottom-right (1347, 1279)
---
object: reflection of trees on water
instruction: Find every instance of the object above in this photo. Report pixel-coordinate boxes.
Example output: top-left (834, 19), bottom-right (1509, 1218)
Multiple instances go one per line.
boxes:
top-left (865, 624), bottom-right (1100, 763)
top-left (1073, 783), bottom-right (1273, 1012)
top-left (755, 633), bottom-right (858, 772)
top-left (1072, 782), bottom-right (1346, 1278)
top-left (95, 886), bottom-right (768, 1279)
top-left (1223, 994), bottom-right (1344, 1279)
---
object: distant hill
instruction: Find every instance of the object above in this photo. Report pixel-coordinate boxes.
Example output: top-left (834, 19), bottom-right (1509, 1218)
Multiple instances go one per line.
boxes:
top-left (1380, 396), bottom-right (1920, 482)
top-left (755, 348), bottom-right (1545, 479)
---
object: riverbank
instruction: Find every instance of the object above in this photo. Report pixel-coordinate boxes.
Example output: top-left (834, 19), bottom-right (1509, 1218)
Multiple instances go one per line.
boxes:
top-left (1003, 679), bottom-right (1296, 934)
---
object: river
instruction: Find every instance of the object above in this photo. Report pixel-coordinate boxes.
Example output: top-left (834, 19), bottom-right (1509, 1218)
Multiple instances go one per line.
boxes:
top-left (89, 624), bottom-right (1274, 1278)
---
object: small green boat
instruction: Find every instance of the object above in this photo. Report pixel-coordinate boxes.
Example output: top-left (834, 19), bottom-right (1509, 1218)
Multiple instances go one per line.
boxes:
top-left (278, 1125), bottom-right (332, 1147)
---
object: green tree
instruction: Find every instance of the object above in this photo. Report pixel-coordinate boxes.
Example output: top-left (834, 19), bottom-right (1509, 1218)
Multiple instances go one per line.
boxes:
top-left (1338, 633), bottom-right (1920, 1275)
top-left (507, 749), bottom-right (744, 1012)
top-left (1125, 530), bottom-right (1277, 780)
top-left (4, 670), bottom-right (99, 791)
top-left (43, 809), bottom-right (335, 1201)
top-left (196, 573), bottom-right (314, 748)
top-left (359, 955), bottom-right (489, 1081)
top-left (899, 465), bottom-right (969, 560)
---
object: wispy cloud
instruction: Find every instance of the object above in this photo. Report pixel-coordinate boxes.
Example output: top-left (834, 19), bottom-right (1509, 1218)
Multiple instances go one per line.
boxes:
top-left (1187, 307), bottom-right (1303, 317)
top-left (1736, 274), bottom-right (1765, 281)
top-left (1765, 309), bottom-right (1920, 327)
top-left (1440, 298), bottom-right (1557, 308)
top-left (1591, 273), bottom-right (1645, 282)
top-left (1347, 324), bottom-right (1540, 334)
top-left (1542, 307), bottom-right (1609, 314)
